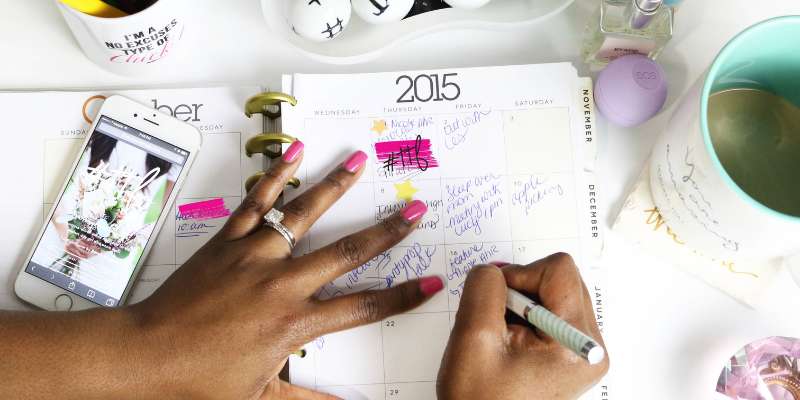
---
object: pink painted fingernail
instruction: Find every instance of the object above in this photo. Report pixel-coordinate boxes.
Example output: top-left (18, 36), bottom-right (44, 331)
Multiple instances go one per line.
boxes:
top-left (401, 200), bottom-right (427, 223)
top-left (343, 150), bottom-right (368, 173)
top-left (282, 140), bottom-right (304, 163)
top-left (490, 261), bottom-right (510, 268)
top-left (419, 276), bottom-right (444, 297)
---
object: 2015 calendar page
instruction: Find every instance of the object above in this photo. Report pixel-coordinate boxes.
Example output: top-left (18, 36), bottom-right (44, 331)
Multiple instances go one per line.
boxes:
top-left (283, 64), bottom-right (611, 400)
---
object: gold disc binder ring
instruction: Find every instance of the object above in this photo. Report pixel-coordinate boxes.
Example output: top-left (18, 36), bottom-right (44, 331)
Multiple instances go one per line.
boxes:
top-left (244, 92), bottom-right (297, 120)
top-left (245, 171), bottom-right (301, 193)
top-left (245, 133), bottom-right (297, 159)
top-left (243, 91), bottom-right (300, 192)
top-left (244, 133), bottom-right (300, 191)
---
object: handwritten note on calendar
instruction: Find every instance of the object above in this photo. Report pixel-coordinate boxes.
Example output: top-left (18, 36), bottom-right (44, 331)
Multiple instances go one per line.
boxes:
top-left (282, 64), bottom-right (611, 400)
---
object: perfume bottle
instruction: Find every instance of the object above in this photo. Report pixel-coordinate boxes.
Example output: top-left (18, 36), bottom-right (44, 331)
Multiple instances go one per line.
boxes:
top-left (582, 0), bottom-right (673, 68)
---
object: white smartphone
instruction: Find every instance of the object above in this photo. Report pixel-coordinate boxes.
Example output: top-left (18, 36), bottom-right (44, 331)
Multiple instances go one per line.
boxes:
top-left (14, 95), bottom-right (202, 311)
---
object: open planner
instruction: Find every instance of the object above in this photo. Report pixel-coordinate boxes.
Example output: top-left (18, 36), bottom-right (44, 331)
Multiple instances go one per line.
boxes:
top-left (0, 63), bottom-right (610, 399)
top-left (281, 64), bottom-right (609, 399)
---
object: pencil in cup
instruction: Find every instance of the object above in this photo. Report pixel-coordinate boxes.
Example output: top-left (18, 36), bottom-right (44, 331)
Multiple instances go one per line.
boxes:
top-left (506, 289), bottom-right (605, 365)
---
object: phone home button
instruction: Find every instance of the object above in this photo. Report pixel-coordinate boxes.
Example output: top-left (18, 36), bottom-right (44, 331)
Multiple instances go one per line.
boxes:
top-left (54, 294), bottom-right (73, 311)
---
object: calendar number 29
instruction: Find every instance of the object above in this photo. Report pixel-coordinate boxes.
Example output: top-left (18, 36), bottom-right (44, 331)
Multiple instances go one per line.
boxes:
top-left (396, 73), bottom-right (461, 103)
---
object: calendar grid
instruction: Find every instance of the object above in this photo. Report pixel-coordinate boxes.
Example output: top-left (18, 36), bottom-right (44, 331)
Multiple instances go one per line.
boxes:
top-left (283, 65), bottom-right (608, 399)
top-left (499, 111), bottom-right (518, 263)
top-left (371, 150), bottom-right (390, 400)
top-left (296, 104), bottom-right (591, 398)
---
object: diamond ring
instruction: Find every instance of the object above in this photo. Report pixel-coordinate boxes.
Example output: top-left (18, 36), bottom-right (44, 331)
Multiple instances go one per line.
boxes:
top-left (263, 209), bottom-right (296, 249)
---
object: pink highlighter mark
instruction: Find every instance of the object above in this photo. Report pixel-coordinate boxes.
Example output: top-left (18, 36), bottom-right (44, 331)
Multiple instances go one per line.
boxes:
top-left (178, 198), bottom-right (231, 221)
top-left (374, 135), bottom-right (439, 172)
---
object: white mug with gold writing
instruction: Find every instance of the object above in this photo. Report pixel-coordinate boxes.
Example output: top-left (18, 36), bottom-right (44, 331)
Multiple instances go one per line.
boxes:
top-left (55, 0), bottom-right (186, 76)
top-left (650, 17), bottom-right (800, 281)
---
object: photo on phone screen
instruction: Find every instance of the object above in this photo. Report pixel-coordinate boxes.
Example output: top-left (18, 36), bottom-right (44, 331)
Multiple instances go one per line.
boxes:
top-left (25, 116), bottom-right (189, 307)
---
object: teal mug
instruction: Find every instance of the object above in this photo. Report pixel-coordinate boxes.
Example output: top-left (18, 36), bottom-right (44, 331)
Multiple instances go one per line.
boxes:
top-left (650, 16), bottom-right (800, 279)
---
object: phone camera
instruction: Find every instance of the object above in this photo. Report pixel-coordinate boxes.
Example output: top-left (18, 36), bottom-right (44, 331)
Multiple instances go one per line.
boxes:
top-left (134, 113), bottom-right (138, 117)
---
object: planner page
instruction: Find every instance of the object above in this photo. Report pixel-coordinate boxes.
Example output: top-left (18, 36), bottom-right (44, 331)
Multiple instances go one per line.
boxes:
top-left (0, 87), bottom-right (262, 310)
top-left (282, 64), bottom-right (611, 399)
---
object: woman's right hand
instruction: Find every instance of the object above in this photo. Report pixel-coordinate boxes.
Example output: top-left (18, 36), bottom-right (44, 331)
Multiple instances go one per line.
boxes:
top-left (437, 254), bottom-right (609, 400)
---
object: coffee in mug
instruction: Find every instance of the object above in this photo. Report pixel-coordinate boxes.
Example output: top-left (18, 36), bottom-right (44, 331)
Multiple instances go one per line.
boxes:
top-left (650, 16), bottom-right (800, 273)
top-left (708, 88), bottom-right (800, 217)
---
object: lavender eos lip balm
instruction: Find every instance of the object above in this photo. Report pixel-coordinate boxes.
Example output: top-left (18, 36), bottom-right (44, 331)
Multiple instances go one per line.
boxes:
top-left (594, 54), bottom-right (668, 127)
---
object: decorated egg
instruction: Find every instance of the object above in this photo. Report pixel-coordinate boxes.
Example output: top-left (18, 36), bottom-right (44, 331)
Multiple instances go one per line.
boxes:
top-left (352, 0), bottom-right (414, 24)
top-left (443, 0), bottom-right (491, 10)
top-left (290, 0), bottom-right (352, 42)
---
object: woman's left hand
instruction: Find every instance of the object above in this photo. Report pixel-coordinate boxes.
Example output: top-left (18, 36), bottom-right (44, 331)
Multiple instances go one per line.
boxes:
top-left (124, 144), bottom-right (443, 399)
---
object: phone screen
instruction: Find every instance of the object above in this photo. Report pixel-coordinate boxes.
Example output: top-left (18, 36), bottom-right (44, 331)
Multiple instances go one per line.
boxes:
top-left (25, 116), bottom-right (189, 307)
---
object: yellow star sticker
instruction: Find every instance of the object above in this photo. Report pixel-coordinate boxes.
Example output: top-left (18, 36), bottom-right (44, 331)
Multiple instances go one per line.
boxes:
top-left (394, 180), bottom-right (419, 202)
top-left (371, 119), bottom-right (387, 134)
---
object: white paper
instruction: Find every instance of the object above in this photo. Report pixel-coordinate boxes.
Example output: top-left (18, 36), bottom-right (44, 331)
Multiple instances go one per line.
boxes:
top-left (283, 64), bottom-right (611, 399)
top-left (0, 87), bottom-right (262, 309)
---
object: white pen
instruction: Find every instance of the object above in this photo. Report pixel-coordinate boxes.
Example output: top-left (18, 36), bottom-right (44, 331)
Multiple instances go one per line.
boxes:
top-left (506, 288), bottom-right (606, 365)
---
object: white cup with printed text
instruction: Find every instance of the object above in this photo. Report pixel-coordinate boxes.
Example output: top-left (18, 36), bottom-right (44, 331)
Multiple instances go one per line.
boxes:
top-left (55, 0), bottom-right (187, 76)
top-left (649, 17), bottom-right (800, 282)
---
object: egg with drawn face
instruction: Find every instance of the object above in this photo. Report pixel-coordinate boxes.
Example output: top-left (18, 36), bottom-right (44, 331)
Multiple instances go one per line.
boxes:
top-left (290, 0), bottom-right (352, 42)
top-left (443, 0), bottom-right (491, 10)
top-left (406, 0), bottom-right (450, 18)
top-left (352, 0), bottom-right (414, 24)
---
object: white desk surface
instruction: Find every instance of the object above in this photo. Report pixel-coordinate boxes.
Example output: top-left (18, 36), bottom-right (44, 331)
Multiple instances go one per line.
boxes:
top-left (2, 1), bottom-right (799, 398)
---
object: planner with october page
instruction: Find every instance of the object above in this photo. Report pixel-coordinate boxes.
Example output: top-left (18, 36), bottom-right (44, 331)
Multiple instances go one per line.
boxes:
top-left (281, 63), bottom-right (611, 400)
